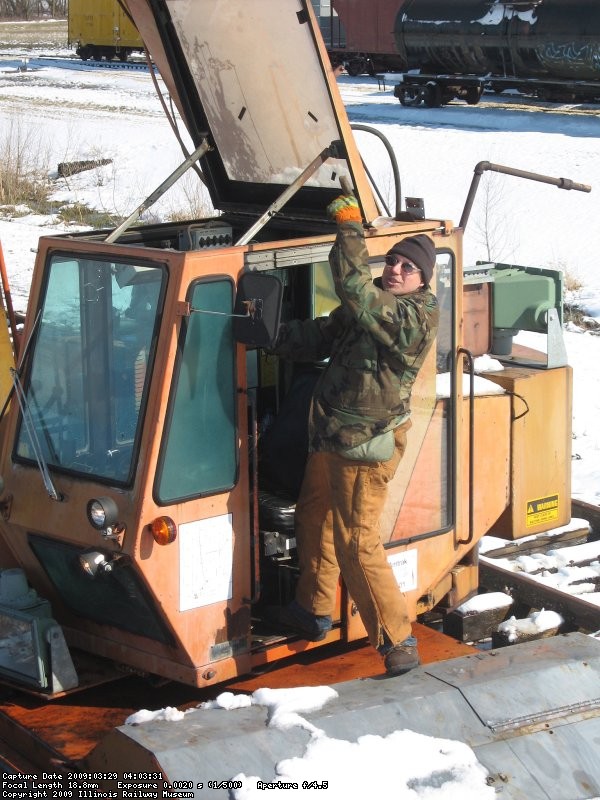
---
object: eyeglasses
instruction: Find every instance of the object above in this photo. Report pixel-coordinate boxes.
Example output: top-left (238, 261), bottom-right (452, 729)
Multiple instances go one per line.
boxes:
top-left (384, 255), bottom-right (421, 274)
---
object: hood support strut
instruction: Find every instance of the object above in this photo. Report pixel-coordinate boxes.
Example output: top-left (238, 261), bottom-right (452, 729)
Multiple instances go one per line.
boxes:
top-left (105, 138), bottom-right (211, 244)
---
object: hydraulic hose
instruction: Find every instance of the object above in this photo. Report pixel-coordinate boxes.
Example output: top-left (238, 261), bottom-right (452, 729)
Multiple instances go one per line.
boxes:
top-left (350, 123), bottom-right (402, 217)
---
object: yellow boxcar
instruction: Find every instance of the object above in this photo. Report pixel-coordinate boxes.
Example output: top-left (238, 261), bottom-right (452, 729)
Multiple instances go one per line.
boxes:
top-left (68, 0), bottom-right (144, 61)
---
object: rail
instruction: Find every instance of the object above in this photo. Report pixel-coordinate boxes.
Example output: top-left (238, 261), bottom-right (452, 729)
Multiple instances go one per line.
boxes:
top-left (479, 514), bottom-right (600, 634)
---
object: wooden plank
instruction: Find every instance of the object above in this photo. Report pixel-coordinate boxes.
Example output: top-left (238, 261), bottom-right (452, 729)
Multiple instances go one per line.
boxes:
top-left (481, 522), bottom-right (590, 558)
top-left (572, 499), bottom-right (600, 539)
top-left (479, 558), bottom-right (600, 632)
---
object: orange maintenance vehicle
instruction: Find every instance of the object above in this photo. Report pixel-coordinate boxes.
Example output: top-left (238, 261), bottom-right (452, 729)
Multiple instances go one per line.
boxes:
top-left (0, 1), bottom-right (598, 795)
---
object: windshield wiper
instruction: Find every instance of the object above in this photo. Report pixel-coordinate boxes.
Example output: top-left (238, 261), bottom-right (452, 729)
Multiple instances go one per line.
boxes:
top-left (11, 367), bottom-right (63, 502)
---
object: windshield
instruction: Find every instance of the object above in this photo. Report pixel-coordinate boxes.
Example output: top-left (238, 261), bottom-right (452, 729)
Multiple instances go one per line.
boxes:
top-left (15, 254), bottom-right (166, 485)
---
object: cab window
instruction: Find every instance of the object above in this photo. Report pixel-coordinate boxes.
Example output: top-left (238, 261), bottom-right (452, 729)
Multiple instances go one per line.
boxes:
top-left (14, 255), bottom-right (165, 485)
top-left (156, 278), bottom-right (237, 503)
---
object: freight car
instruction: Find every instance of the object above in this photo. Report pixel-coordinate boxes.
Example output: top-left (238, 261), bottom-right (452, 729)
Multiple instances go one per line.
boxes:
top-left (68, 0), bottom-right (144, 61)
top-left (69, 0), bottom-right (398, 74)
top-left (316, 0), bottom-right (407, 75)
top-left (393, 0), bottom-right (600, 106)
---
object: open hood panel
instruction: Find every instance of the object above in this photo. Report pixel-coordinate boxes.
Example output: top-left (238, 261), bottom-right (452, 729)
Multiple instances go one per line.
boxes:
top-left (125, 0), bottom-right (376, 221)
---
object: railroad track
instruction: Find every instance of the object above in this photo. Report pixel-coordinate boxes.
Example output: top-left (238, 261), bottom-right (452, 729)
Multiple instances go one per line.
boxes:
top-left (476, 96), bottom-right (600, 116)
top-left (348, 94), bottom-right (600, 123)
top-left (0, 53), bottom-right (149, 72)
top-left (4, 55), bottom-right (599, 112)
top-left (77, 58), bottom-right (148, 72)
top-left (478, 499), bottom-right (600, 638)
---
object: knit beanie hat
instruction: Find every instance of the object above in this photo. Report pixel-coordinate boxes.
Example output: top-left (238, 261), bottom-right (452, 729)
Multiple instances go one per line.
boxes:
top-left (387, 235), bottom-right (436, 286)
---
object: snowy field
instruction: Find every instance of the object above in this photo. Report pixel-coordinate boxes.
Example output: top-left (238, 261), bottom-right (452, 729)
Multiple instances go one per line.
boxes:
top-left (1, 41), bottom-right (599, 505)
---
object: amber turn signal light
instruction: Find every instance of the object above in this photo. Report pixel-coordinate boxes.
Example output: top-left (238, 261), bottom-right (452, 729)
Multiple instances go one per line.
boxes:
top-left (151, 516), bottom-right (177, 545)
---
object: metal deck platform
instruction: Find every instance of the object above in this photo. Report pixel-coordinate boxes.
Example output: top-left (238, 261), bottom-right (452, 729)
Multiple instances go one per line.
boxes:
top-left (84, 633), bottom-right (600, 799)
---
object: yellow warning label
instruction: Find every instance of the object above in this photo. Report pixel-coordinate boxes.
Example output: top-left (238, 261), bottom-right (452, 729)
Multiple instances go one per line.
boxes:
top-left (526, 493), bottom-right (559, 527)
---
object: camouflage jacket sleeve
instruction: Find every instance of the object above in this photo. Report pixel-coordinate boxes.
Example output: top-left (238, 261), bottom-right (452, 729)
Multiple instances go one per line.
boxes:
top-left (329, 221), bottom-right (436, 359)
top-left (271, 307), bottom-right (347, 363)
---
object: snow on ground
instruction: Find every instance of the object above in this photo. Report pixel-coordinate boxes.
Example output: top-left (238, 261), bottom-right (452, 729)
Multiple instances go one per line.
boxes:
top-left (480, 533), bottom-right (600, 607)
top-left (1, 54), bottom-right (599, 503)
top-left (345, 78), bottom-right (599, 284)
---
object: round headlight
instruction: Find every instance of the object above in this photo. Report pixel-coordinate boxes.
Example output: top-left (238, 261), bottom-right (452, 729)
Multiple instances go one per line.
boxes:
top-left (87, 497), bottom-right (118, 530)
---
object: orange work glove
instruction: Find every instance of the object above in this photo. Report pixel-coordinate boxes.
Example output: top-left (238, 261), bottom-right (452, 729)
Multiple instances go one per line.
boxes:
top-left (326, 194), bottom-right (361, 224)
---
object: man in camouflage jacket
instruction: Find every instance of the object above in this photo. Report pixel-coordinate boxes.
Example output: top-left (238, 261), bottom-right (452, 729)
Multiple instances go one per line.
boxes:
top-left (272, 195), bottom-right (439, 675)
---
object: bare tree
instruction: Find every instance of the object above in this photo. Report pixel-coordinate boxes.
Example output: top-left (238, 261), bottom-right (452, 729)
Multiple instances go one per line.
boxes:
top-left (472, 173), bottom-right (516, 264)
top-left (0, 0), bottom-right (66, 19)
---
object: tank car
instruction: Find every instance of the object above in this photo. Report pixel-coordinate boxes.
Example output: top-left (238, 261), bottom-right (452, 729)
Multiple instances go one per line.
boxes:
top-left (394, 0), bottom-right (600, 105)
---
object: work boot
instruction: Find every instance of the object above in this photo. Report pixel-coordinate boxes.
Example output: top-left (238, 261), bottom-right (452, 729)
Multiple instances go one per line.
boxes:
top-left (263, 600), bottom-right (333, 642)
top-left (381, 635), bottom-right (420, 676)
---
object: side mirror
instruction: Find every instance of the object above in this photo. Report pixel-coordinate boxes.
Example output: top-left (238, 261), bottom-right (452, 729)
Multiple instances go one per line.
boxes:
top-left (232, 272), bottom-right (283, 348)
